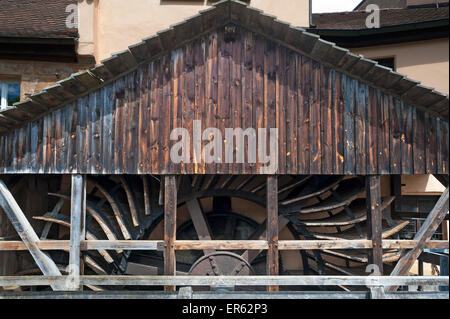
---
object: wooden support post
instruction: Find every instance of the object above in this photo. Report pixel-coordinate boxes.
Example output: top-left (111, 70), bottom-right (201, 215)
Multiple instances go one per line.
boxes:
top-left (366, 176), bottom-right (384, 275)
top-left (389, 187), bottom-right (449, 291)
top-left (0, 179), bottom-right (64, 291)
top-left (68, 175), bottom-right (86, 291)
top-left (164, 175), bottom-right (177, 292)
top-left (267, 175), bottom-right (279, 292)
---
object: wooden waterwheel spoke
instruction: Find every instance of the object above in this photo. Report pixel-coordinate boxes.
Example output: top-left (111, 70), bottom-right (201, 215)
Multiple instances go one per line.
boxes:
top-left (48, 193), bottom-right (122, 248)
top-left (185, 199), bottom-right (222, 275)
top-left (119, 176), bottom-right (143, 228)
top-left (277, 175), bottom-right (312, 195)
top-left (142, 175), bottom-right (152, 216)
top-left (89, 178), bottom-right (133, 240)
top-left (40, 198), bottom-right (64, 240)
top-left (280, 176), bottom-right (344, 206)
top-left (33, 214), bottom-right (117, 264)
top-left (234, 216), bottom-right (290, 269)
top-left (286, 215), bottom-right (326, 275)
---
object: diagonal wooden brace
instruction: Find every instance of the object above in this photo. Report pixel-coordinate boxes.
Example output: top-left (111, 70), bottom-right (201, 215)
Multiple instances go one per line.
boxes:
top-left (0, 179), bottom-right (65, 291)
top-left (388, 187), bottom-right (449, 291)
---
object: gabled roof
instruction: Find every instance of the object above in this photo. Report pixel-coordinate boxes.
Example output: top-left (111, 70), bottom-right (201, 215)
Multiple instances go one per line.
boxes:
top-left (312, 6), bottom-right (449, 30)
top-left (0, 0), bottom-right (77, 38)
top-left (0, 0), bottom-right (448, 134)
top-left (354, 0), bottom-right (448, 10)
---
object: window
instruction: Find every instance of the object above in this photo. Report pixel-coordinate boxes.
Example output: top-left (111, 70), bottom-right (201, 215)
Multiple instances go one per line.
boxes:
top-left (373, 57), bottom-right (396, 71)
top-left (0, 80), bottom-right (20, 110)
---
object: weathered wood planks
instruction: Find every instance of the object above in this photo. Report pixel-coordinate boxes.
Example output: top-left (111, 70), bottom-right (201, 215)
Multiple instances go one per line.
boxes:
top-left (0, 26), bottom-right (446, 175)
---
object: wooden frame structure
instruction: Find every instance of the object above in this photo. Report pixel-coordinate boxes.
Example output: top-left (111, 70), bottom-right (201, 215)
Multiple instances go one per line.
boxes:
top-left (0, 0), bottom-right (448, 298)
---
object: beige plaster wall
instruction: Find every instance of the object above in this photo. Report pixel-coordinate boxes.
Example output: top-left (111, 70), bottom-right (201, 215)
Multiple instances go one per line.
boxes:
top-left (77, 0), bottom-right (310, 62)
top-left (401, 174), bottom-right (446, 195)
top-left (351, 38), bottom-right (449, 95)
top-left (0, 58), bottom-right (94, 101)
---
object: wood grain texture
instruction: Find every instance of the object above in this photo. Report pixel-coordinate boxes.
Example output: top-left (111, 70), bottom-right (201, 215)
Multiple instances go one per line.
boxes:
top-left (0, 26), bottom-right (446, 175)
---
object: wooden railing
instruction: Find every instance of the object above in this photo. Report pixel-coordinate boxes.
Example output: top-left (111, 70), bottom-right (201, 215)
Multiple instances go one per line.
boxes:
top-left (0, 239), bottom-right (448, 251)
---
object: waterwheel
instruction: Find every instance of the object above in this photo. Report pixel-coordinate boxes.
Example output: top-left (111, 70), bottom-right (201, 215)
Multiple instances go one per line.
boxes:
top-left (7, 174), bottom-right (409, 291)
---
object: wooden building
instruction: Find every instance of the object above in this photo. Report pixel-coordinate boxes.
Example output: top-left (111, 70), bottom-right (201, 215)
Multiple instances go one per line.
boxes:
top-left (0, 0), bottom-right (448, 298)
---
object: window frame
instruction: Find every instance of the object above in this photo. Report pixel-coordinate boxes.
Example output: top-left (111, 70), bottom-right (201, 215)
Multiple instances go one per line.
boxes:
top-left (0, 79), bottom-right (21, 110)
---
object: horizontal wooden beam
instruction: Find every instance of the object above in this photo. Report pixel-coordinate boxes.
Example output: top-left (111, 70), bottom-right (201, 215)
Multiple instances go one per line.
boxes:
top-left (1, 290), bottom-right (447, 300)
top-left (0, 275), bottom-right (447, 288)
top-left (0, 240), bottom-right (447, 251)
top-left (279, 240), bottom-right (449, 250)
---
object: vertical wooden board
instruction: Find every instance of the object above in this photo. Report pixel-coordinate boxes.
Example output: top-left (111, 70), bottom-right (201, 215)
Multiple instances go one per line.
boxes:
top-left (5, 131), bottom-right (12, 172)
top-left (68, 102), bottom-right (77, 173)
top-left (401, 103), bottom-right (413, 174)
top-left (1, 134), bottom-right (6, 173)
top-left (253, 33), bottom-right (264, 175)
top-left (277, 45), bottom-right (287, 175)
top-left (25, 124), bottom-right (31, 173)
top-left (266, 175), bottom-right (279, 291)
top-left (265, 39), bottom-right (277, 174)
top-left (183, 43), bottom-right (196, 174)
top-left (230, 30), bottom-right (243, 174)
top-left (0, 135), bottom-right (4, 173)
top-left (95, 89), bottom-right (104, 173)
top-left (1, 134), bottom-right (7, 172)
top-left (144, 63), bottom-right (153, 174)
top-left (425, 113), bottom-right (437, 174)
top-left (180, 45), bottom-right (188, 174)
top-left (344, 75), bottom-right (355, 174)
top-left (129, 71), bottom-right (140, 174)
top-left (113, 77), bottom-right (125, 174)
top-left (102, 83), bottom-right (114, 174)
top-left (366, 175), bottom-right (384, 274)
top-left (205, 31), bottom-right (219, 175)
top-left (36, 118), bottom-right (44, 173)
top-left (64, 103), bottom-right (73, 174)
top-left (0, 134), bottom-right (6, 173)
top-left (51, 111), bottom-right (57, 172)
top-left (378, 94), bottom-right (390, 174)
top-left (172, 48), bottom-right (183, 174)
top-left (150, 60), bottom-right (162, 174)
top-left (298, 56), bottom-right (311, 174)
top-left (121, 74), bottom-right (130, 173)
top-left (217, 28), bottom-right (231, 174)
top-left (321, 66), bottom-right (333, 174)
top-left (310, 61), bottom-right (321, 174)
top-left (77, 96), bottom-right (88, 174)
top-left (413, 108), bottom-right (426, 174)
top-left (138, 66), bottom-right (146, 174)
top-left (9, 130), bottom-right (15, 172)
top-left (161, 54), bottom-right (173, 174)
top-left (16, 126), bottom-right (23, 172)
top-left (367, 87), bottom-right (379, 174)
top-left (10, 130), bottom-right (15, 172)
top-left (333, 72), bottom-right (344, 174)
top-left (16, 127), bottom-right (24, 172)
top-left (390, 99), bottom-right (402, 174)
top-left (41, 114), bottom-right (48, 172)
top-left (286, 50), bottom-right (298, 174)
top-left (54, 108), bottom-right (63, 173)
top-left (149, 62), bottom-right (158, 174)
top-left (444, 121), bottom-right (449, 175)
top-left (88, 92), bottom-right (97, 173)
top-left (139, 64), bottom-right (151, 174)
top-left (42, 115), bottom-right (49, 173)
top-left (355, 81), bottom-right (367, 175)
top-left (194, 37), bottom-right (206, 174)
top-left (242, 30), bottom-right (254, 174)
top-left (437, 119), bottom-right (449, 174)
top-left (164, 175), bottom-right (177, 291)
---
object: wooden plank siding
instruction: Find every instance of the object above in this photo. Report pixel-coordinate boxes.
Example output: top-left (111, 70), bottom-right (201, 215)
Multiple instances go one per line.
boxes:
top-left (0, 26), bottom-right (447, 175)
